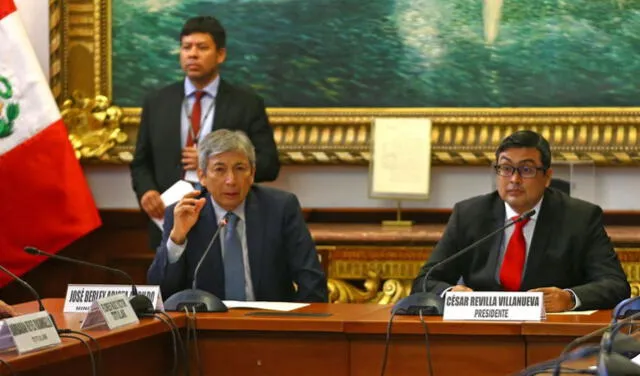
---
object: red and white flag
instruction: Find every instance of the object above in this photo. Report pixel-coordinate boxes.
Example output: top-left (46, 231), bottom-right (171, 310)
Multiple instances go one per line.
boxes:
top-left (0, 0), bottom-right (101, 287)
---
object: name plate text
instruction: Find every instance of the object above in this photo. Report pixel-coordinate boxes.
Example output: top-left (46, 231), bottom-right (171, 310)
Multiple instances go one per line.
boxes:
top-left (443, 292), bottom-right (545, 321)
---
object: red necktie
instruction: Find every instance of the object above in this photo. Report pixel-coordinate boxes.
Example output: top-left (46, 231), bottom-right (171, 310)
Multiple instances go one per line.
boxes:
top-left (186, 91), bottom-right (205, 147)
top-left (499, 216), bottom-right (531, 291)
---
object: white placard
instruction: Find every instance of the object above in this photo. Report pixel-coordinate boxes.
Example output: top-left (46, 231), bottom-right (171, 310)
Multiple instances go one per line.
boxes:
top-left (81, 294), bottom-right (139, 330)
top-left (369, 117), bottom-right (432, 199)
top-left (64, 284), bottom-right (163, 313)
top-left (443, 292), bottom-right (545, 321)
top-left (0, 311), bottom-right (61, 354)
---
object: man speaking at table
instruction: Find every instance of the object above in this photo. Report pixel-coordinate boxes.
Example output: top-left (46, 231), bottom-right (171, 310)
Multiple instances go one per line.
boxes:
top-left (148, 129), bottom-right (327, 303)
top-left (412, 130), bottom-right (630, 312)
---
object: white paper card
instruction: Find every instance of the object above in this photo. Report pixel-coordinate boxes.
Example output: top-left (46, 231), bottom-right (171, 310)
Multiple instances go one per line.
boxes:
top-left (64, 284), bottom-right (164, 313)
top-left (370, 117), bottom-right (432, 199)
top-left (0, 311), bottom-right (60, 354)
top-left (152, 180), bottom-right (196, 229)
top-left (81, 294), bottom-right (139, 330)
top-left (443, 292), bottom-right (545, 321)
top-left (223, 301), bottom-right (309, 312)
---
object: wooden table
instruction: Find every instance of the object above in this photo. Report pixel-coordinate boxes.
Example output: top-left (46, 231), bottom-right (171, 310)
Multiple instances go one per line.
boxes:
top-left (190, 303), bottom-right (388, 376)
top-left (344, 307), bottom-right (525, 376)
top-left (1, 299), bottom-right (183, 376)
top-left (0, 299), bottom-right (617, 376)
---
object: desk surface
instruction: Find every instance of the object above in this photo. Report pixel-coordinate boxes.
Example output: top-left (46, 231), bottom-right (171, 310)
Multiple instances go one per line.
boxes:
top-left (1, 299), bottom-right (618, 376)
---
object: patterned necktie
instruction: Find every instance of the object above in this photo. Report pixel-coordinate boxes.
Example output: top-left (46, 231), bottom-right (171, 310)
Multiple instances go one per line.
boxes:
top-left (223, 212), bottom-right (246, 301)
top-left (186, 91), bottom-right (205, 147)
top-left (499, 216), bottom-right (531, 291)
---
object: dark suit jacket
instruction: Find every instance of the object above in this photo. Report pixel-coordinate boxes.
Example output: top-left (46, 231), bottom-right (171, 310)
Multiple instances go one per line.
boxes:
top-left (147, 185), bottom-right (328, 303)
top-left (412, 188), bottom-right (630, 310)
top-left (130, 78), bottom-right (281, 248)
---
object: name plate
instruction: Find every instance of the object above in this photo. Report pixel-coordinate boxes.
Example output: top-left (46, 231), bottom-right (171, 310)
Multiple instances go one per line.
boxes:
top-left (81, 293), bottom-right (139, 330)
top-left (0, 311), bottom-right (61, 354)
top-left (64, 284), bottom-right (163, 313)
top-left (443, 292), bottom-right (545, 321)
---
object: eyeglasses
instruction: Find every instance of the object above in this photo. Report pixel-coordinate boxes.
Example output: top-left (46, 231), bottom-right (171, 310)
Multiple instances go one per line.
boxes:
top-left (210, 164), bottom-right (252, 178)
top-left (494, 164), bottom-right (546, 178)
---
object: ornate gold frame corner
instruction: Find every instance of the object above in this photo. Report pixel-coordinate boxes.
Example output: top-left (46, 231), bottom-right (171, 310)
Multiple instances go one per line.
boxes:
top-left (51, 0), bottom-right (640, 166)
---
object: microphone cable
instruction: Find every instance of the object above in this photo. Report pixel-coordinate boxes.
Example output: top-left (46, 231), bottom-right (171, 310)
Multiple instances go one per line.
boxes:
top-left (140, 312), bottom-right (182, 376)
top-left (379, 308), bottom-right (436, 376)
top-left (58, 332), bottom-right (97, 376)
top-left (185, 306), bottom-right (204, 376)
top-left (379, 310), bottom-right (397, 376)
top-left (523, 311), bottom-right (640, 376)
top-left (559, 310), bottom-right (640, 356)
top-left (0, 359), bottom-right (16, 376)
top-left (515, 344), bottom-right (600, 376)
top-left (418, 309), bottom-right (435, 376)
top-left (153, 310), bottom-right (190, 376)
top-left (59, 328), bottom-right (102, 375)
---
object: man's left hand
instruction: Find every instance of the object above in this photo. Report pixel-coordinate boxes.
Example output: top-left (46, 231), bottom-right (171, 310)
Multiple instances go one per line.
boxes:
top-left (181, 146), bottom-right (198, 171)
top-left (528, 287), bottom-right (573, 312)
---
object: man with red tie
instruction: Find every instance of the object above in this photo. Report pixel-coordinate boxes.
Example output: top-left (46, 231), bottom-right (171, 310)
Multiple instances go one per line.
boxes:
top-left (131, 16), bottom-right (280, 249)
top-left (412, 130), bottom-right (629, 312)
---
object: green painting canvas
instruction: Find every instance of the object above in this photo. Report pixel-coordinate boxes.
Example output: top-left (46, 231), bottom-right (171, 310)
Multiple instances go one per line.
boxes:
top-left (112, 0), bottom-right (640, 108)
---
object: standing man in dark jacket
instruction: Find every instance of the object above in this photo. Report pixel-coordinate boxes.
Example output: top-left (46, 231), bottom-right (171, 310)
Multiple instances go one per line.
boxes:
top-left (131, 16), bottom-right (280, 248)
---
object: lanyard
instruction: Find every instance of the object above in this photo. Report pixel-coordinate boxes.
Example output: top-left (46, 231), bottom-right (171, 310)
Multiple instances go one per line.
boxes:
top-left (182, 94), bottom-right (216, 145)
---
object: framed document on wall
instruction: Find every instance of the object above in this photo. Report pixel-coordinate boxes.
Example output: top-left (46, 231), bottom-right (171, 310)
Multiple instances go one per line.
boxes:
top-left (369, 118), bottom-right (432, 200)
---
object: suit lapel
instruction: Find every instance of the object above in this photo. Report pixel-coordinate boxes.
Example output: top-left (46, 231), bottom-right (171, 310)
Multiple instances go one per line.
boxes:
top-left (521, 190), bottom-right (556, 290)
top-left (164, 83), bottom-right (185, 179)
top-left (481, 195), bottom-right (507, 289)
top-left (244, 190), bottom-right (264, 296)
top-left (212, 79), bottom-right (231, 131)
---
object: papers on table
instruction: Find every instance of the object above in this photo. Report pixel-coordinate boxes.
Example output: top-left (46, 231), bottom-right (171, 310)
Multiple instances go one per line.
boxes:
top-left (546, 310), bottom-right (597, 315)
top-left (152, 180), bottom-right (196, 230)
top-left (223, 301), bottom-right (309, 312)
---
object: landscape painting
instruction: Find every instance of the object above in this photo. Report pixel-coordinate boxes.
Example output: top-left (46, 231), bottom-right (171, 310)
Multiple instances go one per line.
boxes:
top-left (112, 0), bottom-right (640, 108)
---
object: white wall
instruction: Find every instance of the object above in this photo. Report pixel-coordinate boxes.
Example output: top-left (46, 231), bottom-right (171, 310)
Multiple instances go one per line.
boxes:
top-left (84, 164), bottom-right (640, 210)
top-left (18, 1), bottom-right (640, 211)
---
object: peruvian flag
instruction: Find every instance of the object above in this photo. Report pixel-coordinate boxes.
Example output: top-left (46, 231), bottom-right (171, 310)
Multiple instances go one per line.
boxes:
top-left (0, 0), bottom-right (101, 287)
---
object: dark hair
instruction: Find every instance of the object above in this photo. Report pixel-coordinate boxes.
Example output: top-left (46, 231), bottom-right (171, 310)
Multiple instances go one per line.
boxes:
top-left (179, 16), bottom-right (226, 49)
top-left (495, 130), bottom-right (552, 169)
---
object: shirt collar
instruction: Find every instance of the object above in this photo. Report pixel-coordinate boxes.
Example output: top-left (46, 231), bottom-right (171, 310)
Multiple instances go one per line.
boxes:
top-left (504, 197), bottom-right (543, 222)
top-left (210, 196), bottom-right (246, 225)
top-left (184, 75), bottom-right (220, 99)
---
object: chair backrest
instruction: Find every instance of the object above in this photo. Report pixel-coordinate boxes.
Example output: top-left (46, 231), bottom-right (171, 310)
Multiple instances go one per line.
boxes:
top-left (550, 178), bottom-right (570, 195)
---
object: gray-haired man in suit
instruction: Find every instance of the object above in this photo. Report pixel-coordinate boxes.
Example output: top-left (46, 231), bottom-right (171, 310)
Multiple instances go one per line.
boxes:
top-left (148, 129), bottom-right (327, 303)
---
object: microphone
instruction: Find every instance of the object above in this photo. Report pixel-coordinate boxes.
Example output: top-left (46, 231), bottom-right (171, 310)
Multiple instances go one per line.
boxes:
top-left (0, 262), bottom-right (61, 332)
top-left (393, 209), bottom-right (536, 315)
top-left (163, 217), bottom-right (229, 312)
top-left (524, 311), bottom-right (640, 376)
top-left (0, 263), bottom-right (45, 313)
top-left (595, 299), bottom-right (640, 376)
top-left (24, 246), bottom-right (153, 317)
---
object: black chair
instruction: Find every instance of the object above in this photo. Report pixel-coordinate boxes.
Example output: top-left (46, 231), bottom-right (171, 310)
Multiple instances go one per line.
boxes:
top-left (550, 178), bottom-right (571, 195)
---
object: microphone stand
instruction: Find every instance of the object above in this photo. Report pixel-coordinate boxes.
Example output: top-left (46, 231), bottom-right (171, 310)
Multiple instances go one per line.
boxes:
top-left (393, 209), bottom-right (536, 315)
top-left (24, 247), bottom-right (153, 317)
top-left (0, 263), bottom-right (58, 329)
top-left (163, 219), bottom-right (228, 312)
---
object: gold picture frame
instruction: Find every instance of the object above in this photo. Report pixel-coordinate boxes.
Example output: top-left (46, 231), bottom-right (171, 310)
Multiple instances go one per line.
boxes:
top-left (50, 0), bottom-right (640, 166)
